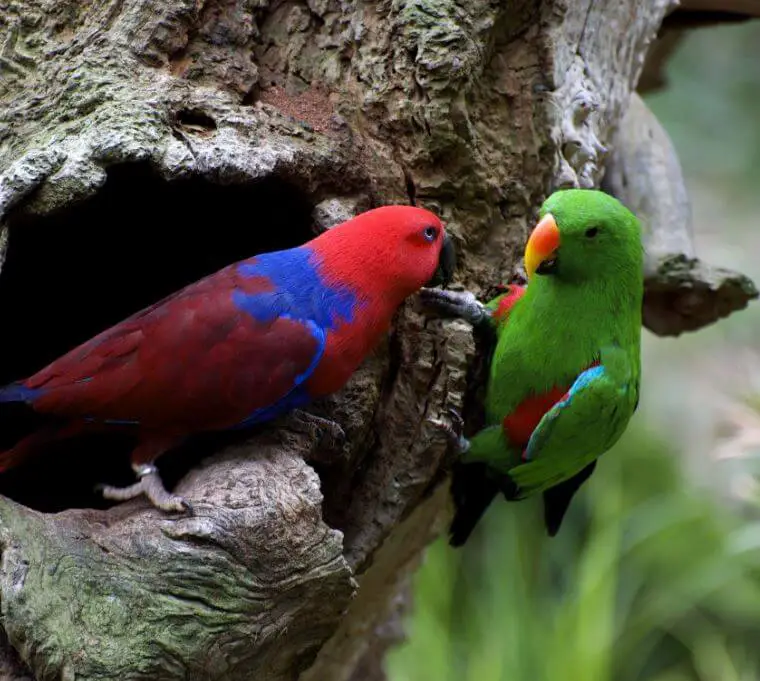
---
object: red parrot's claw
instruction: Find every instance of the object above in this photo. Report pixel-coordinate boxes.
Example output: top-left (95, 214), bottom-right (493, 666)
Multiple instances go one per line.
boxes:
top-left (288, 410), bottom-right (347, 456)
top-left (98, 465), bottom-right (193, 514)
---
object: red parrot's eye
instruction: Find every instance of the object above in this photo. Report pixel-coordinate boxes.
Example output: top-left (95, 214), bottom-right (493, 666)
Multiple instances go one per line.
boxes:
top-left (423, 226), bottom-right (438, 242)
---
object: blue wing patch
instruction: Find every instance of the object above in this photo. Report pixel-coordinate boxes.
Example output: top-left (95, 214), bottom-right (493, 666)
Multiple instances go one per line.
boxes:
top-left (523, 365), bottom-right (606, 461)
top-left (233, 247), bottom-right (361, 330)
top-left (228, 246), bottom-right (363, 428)
top-left (0, 383), bottom-right (44, 404)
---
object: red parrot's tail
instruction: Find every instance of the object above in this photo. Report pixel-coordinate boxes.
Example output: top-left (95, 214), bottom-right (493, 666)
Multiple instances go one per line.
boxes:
top-left (0, 422), bottom-right (85, 473)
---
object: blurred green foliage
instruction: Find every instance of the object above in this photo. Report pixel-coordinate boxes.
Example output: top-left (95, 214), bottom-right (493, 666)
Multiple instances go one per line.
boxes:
top-left (388, 20), bottom-right (760, 681)
top-left (388, 424), bottom-right (760, 681)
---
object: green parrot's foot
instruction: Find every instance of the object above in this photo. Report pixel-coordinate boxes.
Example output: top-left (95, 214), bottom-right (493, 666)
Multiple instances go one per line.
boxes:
top-left (419, 288), bottom-right (490, 327)
top-left (429, 408), bottom-right (470, 455)
top-left (287, 409), bottom-right (347, 452)
top-left (98, 464), bottom-right (193, 514)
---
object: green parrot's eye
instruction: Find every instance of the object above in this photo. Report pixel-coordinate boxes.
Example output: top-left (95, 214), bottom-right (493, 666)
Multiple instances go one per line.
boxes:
top-left (585, 227), bottom-right (599, 238)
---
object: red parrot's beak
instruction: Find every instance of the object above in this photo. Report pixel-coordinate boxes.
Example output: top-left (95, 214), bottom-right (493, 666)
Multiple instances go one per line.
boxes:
top-left (524, 213), bottom-right (560, 279)
top-left (426, 232), bottom-right (456, 288)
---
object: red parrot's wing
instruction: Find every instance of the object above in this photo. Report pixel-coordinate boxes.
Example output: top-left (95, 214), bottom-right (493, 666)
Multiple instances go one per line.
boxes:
top-left (24, 261), bottom-right (326, 432)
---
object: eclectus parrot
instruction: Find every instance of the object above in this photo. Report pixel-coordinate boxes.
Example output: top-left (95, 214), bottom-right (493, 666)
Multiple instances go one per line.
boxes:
top-left (0, 205), bottom-right (456, 512)
top-left (425, 189), bottom-right (642, 545)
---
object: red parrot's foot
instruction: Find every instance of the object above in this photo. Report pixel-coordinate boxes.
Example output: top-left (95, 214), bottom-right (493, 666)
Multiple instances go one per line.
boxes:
top-left (429, 408), bottom-right (470, 455)
top-left (98, 464), bottom-right (192, 514)
top-left (287, 410), bottom-right (347, 455)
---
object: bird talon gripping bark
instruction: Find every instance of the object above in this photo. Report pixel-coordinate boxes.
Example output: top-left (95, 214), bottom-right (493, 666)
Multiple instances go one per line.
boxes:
top-left (429, 409), bottom-right (470, 455)
top-left (98, 464), bottom-right (192, 514)
top-left (419, 288), bottom-right (491, 327)
top-left (288, 409), bottom-right (347, 450)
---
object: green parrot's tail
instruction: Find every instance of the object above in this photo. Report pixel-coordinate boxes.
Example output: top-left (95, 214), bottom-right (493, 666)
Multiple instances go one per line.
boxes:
top-left (449, 462), bottom-right (518, 546)
top-left (541, 460), bottom-right (597, 536)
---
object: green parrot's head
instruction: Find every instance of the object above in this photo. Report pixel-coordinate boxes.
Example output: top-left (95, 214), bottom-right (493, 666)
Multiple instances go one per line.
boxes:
top-left (524, 189), bottom-right (642, 283)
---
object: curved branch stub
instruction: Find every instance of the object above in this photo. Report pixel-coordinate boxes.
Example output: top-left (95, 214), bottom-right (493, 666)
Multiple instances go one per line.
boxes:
top-left (643, 255), bottom-right (759, 336)
top-left (603, 93), bottom-right (759, 336)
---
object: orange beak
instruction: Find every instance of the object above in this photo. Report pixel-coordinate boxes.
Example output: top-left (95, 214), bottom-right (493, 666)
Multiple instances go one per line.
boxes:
top-left (524, 213), bottom-right (560, 279)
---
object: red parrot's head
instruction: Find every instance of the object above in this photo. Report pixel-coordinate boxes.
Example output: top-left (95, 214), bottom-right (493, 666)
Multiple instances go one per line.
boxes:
top-left (316, 205), bottom-right (456, 302)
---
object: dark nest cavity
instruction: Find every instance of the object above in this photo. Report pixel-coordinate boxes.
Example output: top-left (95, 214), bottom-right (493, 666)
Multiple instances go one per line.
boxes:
top-left (0, 162), bottom-right (316, 512)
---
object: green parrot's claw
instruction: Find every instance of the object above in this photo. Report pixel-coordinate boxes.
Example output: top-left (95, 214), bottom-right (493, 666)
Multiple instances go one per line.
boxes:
top-left (429, 408), bottom-right (470, 455)
top-left (419, 288), bottom-right (490, 327)
top-left (446, 407), bottom-right (464, 431)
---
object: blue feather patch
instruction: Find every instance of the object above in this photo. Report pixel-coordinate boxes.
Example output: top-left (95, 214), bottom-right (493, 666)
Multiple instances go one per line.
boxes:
top-left (229, 247), bottom-right (358, 429)
top-left (0, 383), bottom-right (43, 404)
top-left (523, 365), bottom-right (606, 462)
top-left (555, 365), bottom-right (605, 410)
top-left (233, 247), bottom-right (361, 330)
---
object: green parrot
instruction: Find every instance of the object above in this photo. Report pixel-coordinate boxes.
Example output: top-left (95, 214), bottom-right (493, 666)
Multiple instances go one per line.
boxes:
top-left (425, 189), bottom-right (643, 545)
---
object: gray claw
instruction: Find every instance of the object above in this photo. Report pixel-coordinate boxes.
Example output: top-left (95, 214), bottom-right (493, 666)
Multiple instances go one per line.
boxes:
top-left (419, 288), bottom-right (490, 326)
top-left (428, 409), bottom-right (470, 455)
top-left (289, 410), bottom-right (346, 449)
top-left (446, 407), bottom-right (464, 430)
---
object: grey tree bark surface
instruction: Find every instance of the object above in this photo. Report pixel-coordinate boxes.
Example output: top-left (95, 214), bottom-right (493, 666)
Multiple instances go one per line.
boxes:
top-left (0, 1), bottom-right (755, 680)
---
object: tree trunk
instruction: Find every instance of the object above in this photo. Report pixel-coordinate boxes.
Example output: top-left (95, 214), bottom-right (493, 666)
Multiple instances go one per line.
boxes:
top-left (0, 1), bottom-right (755, 680)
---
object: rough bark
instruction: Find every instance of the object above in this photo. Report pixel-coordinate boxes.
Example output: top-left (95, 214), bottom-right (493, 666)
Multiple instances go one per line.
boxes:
top-left (0, 1), bottom-right (754, 681)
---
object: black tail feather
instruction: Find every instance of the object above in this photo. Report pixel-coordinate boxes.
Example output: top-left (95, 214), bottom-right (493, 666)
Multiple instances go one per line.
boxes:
top-left (448, 462), bottom-right (500, 547)
top-left (542, 460), bottom-right (597, 537)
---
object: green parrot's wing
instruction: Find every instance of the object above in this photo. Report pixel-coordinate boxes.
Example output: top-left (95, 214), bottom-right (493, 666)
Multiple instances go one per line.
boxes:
top-left (507, 345), bottom-right (637, 498)
top-left (460, 423), bottom-right (520, 472)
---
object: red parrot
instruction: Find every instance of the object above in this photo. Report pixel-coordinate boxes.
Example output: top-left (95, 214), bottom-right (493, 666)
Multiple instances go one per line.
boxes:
top-left (0, 206), bottom-right (455, 511)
